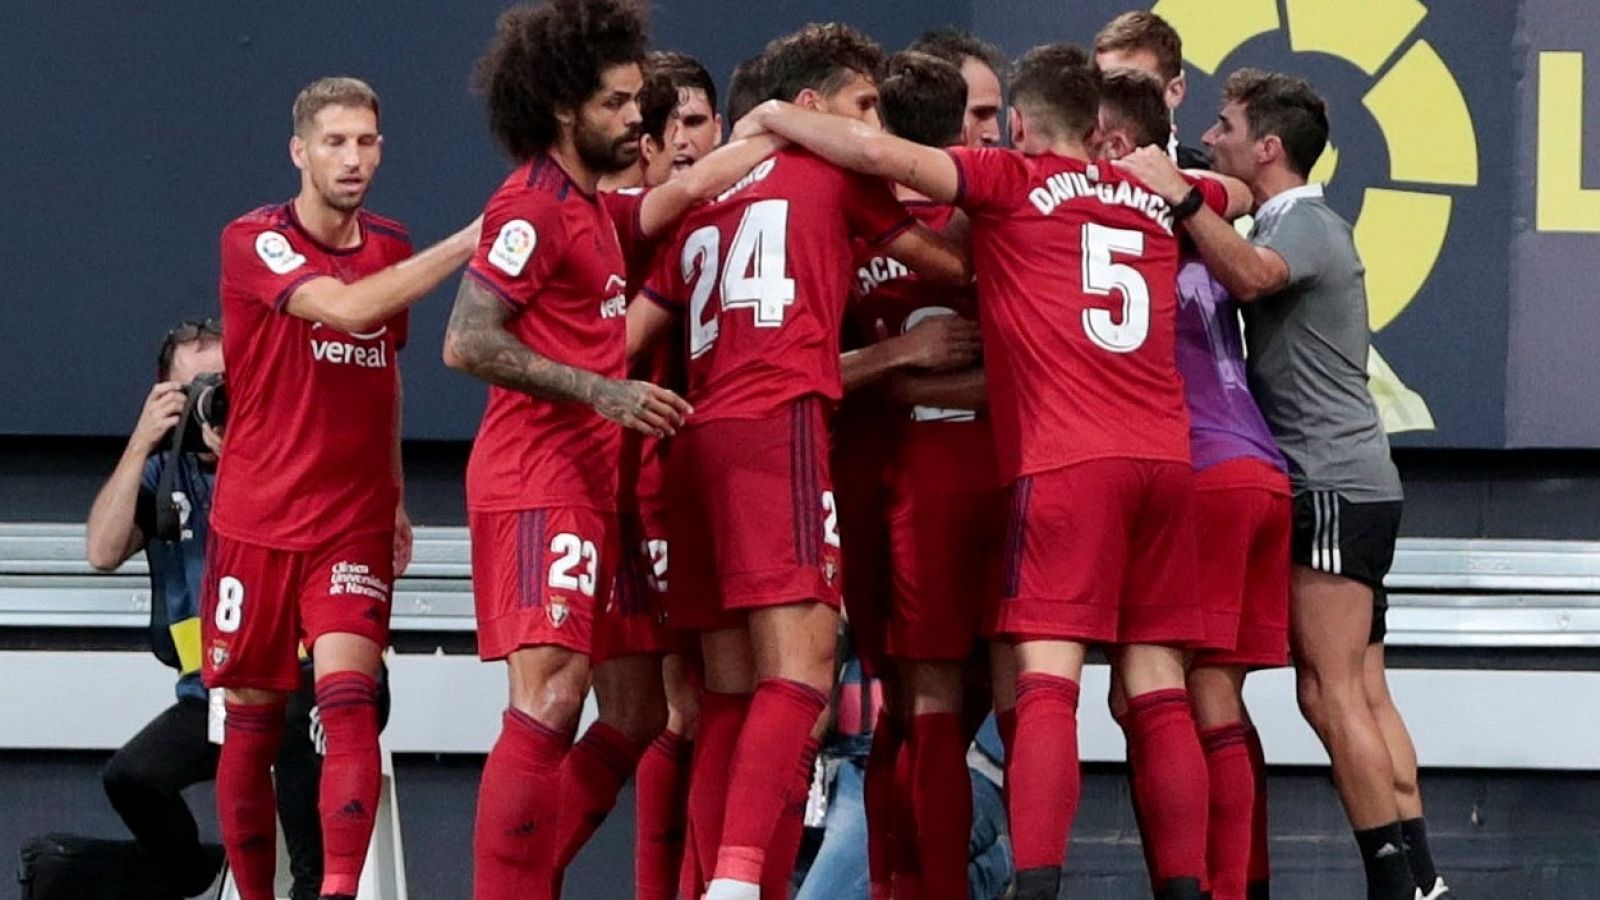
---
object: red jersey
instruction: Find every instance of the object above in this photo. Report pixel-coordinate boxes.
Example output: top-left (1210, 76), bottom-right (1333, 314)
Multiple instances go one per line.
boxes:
top-left (464, 156), bottom-right (630, 513)
top-left (211, 201), bottom-right (412, 551)
top-left (642, 148), bottom-right (914, 422)
top-left (947, 147), bottom-right (1227, 480)
top-left (600, 187), bottom-right (659, 298)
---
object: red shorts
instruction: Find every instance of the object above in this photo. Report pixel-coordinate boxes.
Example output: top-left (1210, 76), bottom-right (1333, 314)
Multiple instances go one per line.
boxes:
top-left (201, 529), bottom-right (393, 692)
top-left (602, 507), bottom-right (680, 661)
top-left (1191, 458), bottom-right (1292, 669)
top-left (468, 507), bottom-right (619, 661)
top-left (995, 457), bottom-right (1204, 646)
top-left (667, 399), bottom-right (843, 631)
top-left (886, 423), bottom-right (1006, 661)
top-left (831, 400), bottom-right (894, 676)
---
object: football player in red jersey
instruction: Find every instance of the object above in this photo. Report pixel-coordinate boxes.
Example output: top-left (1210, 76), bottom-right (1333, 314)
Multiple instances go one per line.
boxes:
top-left (834, 51), bottom-right (1000, 900)
top-left (1093, 68), bottom-right (1288, 900)
top-left (444, 6), bottom-right (787, 898)
top-left (629, 24), bottom-right (969, 900)
top-left (737, 44), bottom-right (1250, 900)
top-left (440, 4), bottom-right (684, 899)
top-left (206, 76), bottom-right (478, 900)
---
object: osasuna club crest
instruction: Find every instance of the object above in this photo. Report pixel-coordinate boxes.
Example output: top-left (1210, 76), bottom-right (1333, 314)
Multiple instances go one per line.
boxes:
top-left (548, 597), bottom-right (569, 628)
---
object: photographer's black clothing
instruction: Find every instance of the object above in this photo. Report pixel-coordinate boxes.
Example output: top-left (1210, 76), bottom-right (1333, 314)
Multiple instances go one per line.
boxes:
top-left (102, 666), bottom-right (324, 900)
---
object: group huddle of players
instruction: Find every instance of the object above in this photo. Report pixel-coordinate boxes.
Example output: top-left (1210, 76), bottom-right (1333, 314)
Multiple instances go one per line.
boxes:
top-left (199, 1), bottom-right (1449, 900)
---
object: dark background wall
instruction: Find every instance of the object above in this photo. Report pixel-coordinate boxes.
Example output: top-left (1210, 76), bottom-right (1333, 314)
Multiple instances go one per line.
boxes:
top-left (0, 0), bottom-right (969, 443)
top-left (3, 0), bottom-right (1594, 447)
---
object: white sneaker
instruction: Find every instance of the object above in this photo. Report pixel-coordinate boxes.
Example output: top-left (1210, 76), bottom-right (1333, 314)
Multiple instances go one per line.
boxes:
top-left (1417, 876), bottom-right (1451, 900)
top-left (704, 877), bottom-right (760, 900)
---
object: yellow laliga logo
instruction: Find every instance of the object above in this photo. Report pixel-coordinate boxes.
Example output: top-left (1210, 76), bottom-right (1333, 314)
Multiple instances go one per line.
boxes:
top-left (1537, 52), bottom-right (1600, 232)
top-left (1155, 0), bottom-right (1477, 433)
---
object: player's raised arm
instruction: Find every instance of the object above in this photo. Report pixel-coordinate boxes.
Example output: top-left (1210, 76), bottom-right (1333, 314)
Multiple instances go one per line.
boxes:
top-left (442, 277), bottom-right (689, 437)
top-left (1114, 146), bottom-right (1288, 302)
top-left (635, 134), bottom-right (788, 237)
top-left (739, 100), bottom-right (962, 203)
top-left (281, 218), bottom-right (480, 333)
top-left (880, 221), bottom-right (971, 286)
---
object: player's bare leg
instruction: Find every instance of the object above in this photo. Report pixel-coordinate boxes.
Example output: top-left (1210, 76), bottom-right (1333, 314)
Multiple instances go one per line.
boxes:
top-left (304, 633), bottom-right (386, 900)
top-left (901, 659), bottom-right (971, 900)
top-left (1291, 567), bottom-right (1414, 899)
top-left (1007, 639), bottom-right (1087, 900)
top-left (1190, 664), bottom-right (1259, 900)
top-left (550, 654), bottom-right (666, 891)
top-left (217, 686), bottom-right (291, 900)
top-left (474, 646), bottom-right (589, 900)
top-left (705, 603), bottom-right (836, 899)
top-left (1364, 643), bottom-right (1445, 896)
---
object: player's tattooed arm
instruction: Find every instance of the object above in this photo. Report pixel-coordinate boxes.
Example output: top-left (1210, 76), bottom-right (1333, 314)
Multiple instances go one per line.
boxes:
top-left (738, 101), bottom-right (961, 203)
top-left (443, 278), bottom-right (691, 436)
top-left (636, 134), bottom-right (789, 237)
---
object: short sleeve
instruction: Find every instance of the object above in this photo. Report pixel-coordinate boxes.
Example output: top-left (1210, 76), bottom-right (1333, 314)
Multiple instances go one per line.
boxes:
top-left (220, 223), bottom-right (334, 311)
top-left (1187, 174), bottom-right (1230, 216)
top-left (464, 187), bottom-right (571, 311)
top-left (945, 146), bottom-right (1028, 214)
top-left (638, 241), bottom-right (683, 312)
top-left (843, 172), bottom-right (915, 248)
top-left (389, 309), bottom-right (410, 351)
top-left (1254, 204), bottom-right (1327, 288)
top-left (602, 189), bottom-right (649, 259)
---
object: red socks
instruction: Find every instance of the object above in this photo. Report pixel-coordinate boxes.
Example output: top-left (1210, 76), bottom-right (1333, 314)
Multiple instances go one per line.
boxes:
top-left (1244, 725), bottom-right (1271, 893)
top-left (686, 690), bottom-right (750, 894)
top-left (1124, 689), bottom-right (1210, 890)
top-left (866, 706), bottom-right (901, 900)
top-left (314, 672), bottom-right (382, 898)
top-left (762, 735), bottom-right (820, 897)
top-left (473, 708), bottom-right (572, 900)
top-left (891, 734), bottom-right (921, 899)
top-left (1008, 673), bottom-right (1081, 873)
top-left (911, 711), bottom-right (971, 900)
top-left (217, 700), bottom-right (286, 900)
top-left (551, 721), bottom-right (646, 877)
top-left (712, 678), bottom-right (828, 884)
top-left (1201, 723), bottom-right (1255, 900)
top-left (635, 730), bottom-right (693, 900)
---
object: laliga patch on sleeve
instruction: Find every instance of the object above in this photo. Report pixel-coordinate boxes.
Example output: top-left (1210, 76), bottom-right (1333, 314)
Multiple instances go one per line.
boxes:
top-left (255, 231), bottom-right (307, 275)
top-left (488, 219), bottom-right (537, 277)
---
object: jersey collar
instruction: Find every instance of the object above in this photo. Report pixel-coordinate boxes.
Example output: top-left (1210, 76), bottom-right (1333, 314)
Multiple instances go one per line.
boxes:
top-left (1256, 183), bottom-right (1324, 219)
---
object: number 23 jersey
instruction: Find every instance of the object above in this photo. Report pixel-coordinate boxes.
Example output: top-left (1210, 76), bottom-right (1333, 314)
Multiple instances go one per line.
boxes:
top-left (947, 147), bottom-right (1227, 481)
top-left (642, 148), bottom-right (914, 423)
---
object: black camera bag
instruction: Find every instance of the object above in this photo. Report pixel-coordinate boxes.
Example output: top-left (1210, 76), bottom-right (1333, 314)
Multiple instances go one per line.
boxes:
top-left (16, 833), bottom-right (182, 900)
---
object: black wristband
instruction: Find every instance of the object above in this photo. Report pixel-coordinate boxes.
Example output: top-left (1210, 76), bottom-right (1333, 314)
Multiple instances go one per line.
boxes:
top-left (1170, 185), bottom-right (1205, 222)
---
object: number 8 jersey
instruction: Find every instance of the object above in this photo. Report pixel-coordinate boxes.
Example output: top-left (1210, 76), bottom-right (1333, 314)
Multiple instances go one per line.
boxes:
top-left (642, 148), bottom-right (914, 422)
top-left (945, 147), bottom-right (1228, 481)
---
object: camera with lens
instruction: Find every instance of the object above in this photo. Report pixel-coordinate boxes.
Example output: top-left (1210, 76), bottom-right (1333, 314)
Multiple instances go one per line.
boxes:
top-left (171, 372), bottom-right (228, 454)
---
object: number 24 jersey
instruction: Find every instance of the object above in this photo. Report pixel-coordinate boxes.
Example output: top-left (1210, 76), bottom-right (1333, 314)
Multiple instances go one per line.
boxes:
top-left (643, 148), bottom-right (914, 423)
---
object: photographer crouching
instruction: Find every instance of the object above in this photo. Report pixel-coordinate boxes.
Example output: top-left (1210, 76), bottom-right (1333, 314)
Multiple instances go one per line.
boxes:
top-left (85, 319), bottom-right (375, 900)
